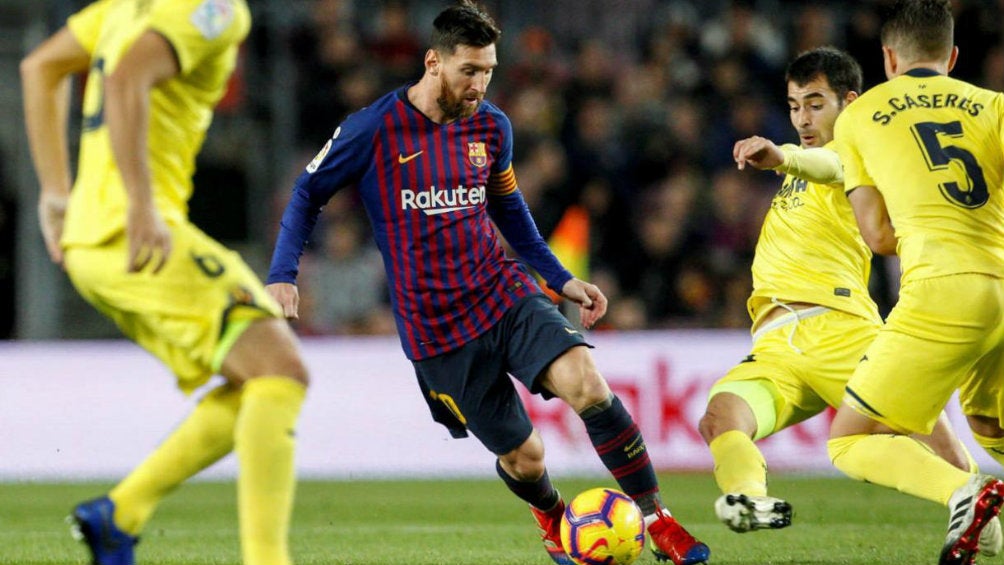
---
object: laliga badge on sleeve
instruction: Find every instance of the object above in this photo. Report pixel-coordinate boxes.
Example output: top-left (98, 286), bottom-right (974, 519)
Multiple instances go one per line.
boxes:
top-left (190, 0), bottom-right (235, 40)
top-left (306, 136), bottom-right (334, 174)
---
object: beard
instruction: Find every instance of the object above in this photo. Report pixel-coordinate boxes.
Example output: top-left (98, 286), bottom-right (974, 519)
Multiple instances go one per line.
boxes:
top-left (436, 74), bottom-right (481, 121)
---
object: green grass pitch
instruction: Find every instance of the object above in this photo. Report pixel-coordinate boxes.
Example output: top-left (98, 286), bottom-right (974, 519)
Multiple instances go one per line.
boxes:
top-left (0, 473), bottom-right (952, 564)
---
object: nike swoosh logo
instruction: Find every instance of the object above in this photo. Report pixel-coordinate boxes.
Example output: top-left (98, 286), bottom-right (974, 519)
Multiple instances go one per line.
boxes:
top-left (564, 327), bottom-right (579, 335)
top-left (398, 151), bottom-right (423, 164)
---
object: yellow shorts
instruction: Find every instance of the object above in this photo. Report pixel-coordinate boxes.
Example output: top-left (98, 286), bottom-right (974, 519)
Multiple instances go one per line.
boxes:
top-left (845, 273), bottom-right (1004, 434)
top-left (712, 308), bottom-right (879, 438)
top-left (63, 221), bottom-right (282, 393)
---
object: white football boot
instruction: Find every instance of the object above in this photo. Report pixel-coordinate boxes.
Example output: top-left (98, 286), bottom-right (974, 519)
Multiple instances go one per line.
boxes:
top-left (714, 493), bottom-right (792, 533)
top-left (940, 474), bottom-right (1004, 565)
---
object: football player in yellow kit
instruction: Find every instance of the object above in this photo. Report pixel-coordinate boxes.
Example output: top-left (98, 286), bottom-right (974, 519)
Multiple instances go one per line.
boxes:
top-left (21, 2), bottom-right (308, 564)
top-left (826, 1), bottom-right (1004, 563)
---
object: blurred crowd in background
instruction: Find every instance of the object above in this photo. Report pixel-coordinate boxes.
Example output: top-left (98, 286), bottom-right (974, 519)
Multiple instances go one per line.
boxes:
top-left (4, 0), bottom-right (1004, 339)
top-left (264, 0), bottom-right (1004, 336)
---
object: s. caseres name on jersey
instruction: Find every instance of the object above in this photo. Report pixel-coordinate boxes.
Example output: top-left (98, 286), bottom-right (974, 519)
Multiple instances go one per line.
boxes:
top-left (401, 184), bottom-right (486, 215)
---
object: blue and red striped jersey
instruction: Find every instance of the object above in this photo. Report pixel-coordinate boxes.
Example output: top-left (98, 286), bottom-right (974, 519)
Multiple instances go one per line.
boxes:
top-left (268, 86), bottom-right (573, 359)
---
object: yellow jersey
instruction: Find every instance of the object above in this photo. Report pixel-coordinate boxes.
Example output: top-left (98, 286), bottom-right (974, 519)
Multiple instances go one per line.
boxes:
top-left (835, 68), bottom-right (1004, 284)
top-left (748, 143), bottom-right (881, 327)
top-left (64, 0), bottom-right (250, 246)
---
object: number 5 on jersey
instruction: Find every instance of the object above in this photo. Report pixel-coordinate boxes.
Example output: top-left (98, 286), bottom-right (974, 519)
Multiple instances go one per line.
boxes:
top-left (911, 120), bottom-right (988, 208)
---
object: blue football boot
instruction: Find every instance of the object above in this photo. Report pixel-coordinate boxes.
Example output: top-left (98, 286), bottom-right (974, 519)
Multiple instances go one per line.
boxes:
top-left (69, 496), bottom-right (138, 565)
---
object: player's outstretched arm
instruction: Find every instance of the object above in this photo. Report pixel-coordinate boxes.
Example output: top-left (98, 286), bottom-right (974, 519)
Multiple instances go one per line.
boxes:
top-left (20, 26), bottom-right (90, 265)
top-left (266, 283), bottom-right (300, 320)
top-left (735, 136), bottom-right (844, 185)
top-left (561, 278), bottom-right (607, 329)
top-left (733, 136), bottom-right (785, 171)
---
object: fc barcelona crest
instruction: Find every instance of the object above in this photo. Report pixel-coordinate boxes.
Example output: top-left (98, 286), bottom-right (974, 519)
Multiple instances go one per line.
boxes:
top-left (467, 141), bottom-right (488, 168)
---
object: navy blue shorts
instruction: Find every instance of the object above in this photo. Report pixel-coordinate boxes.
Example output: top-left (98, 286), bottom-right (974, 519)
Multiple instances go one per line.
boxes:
top-left (412, 293), bottom-right (591, 455)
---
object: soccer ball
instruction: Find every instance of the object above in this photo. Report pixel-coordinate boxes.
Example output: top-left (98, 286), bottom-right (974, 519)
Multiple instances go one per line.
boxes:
top-left (560, 487), bottom-right (646, 565)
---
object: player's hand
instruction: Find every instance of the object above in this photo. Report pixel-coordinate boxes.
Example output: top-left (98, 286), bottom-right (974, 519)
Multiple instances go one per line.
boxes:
top-left (126, 202), bottom-right (172, 273)
top-left (266, 282), bottom-right (300, 320)
top-left (561, 278), bottom-right (607, 329)
top-left (37, 191), bottom-right (68, 266)
top-left (734, 135), bottom-right (784, 171)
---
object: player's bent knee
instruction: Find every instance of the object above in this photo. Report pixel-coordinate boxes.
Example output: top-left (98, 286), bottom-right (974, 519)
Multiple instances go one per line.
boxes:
top-left (548, 360), bottom-right (610, 411)
top-left (538, 346), bottom-right (612, 413)
top-left (697, 412), bottom-right (721, 444)
top-left (222, 318), bottom-right (310, 386)
top-left (968, 414), bottom-right (1004, 439)
top-left (699, 391), bottom-right (758, 442)
top-left (501, 456), bottom-right (546, 482)
top-left (500, 433), bottom-right (546, 481)
top-left (575, 374), bottom-right (611, 409)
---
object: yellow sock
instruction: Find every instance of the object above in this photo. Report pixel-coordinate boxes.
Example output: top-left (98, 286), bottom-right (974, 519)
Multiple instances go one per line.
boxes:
top-left (236, 376), bottom-right (306, 565)
top-left (972, 431), bottom-right (1004, 469)
top-left (709, 430), bottom-right (768, 496)
top-left (828, 433), bottom-right (970, 505)
top-left (110, 384), bottom-right (242, 534)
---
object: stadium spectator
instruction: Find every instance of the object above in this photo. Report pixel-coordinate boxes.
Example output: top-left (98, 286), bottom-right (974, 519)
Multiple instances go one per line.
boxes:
top-left (697, 0), bottom-right (786, 86)
top-left (288, 0), bottom-right (369, 145)
top-left (701, 168), bottom-right (763, 274)
top-left (788, 4), bottom-right (839, 58)
top-left (276, 0), bottom-right (1004, 334)
top-left (982, 44), bottom-right (1004, 92)
top-left (20, 2), bottom-right (309, 565)
top-left (362, 0), bottom-right (423, 85)
top-left (504, 26), bottom-right (569, 93)
top-left (618, 168), bottom-right (710, 327)
top-left (842, 2), bottom-right (886, 88)
top-left (825, 1), bottom-right (1004, 563)
top-left (264, 2), bottom-right (711, 564)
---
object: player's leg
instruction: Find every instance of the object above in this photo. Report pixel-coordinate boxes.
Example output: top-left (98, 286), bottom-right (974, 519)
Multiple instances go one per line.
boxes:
top-left (62, 238), bottom-right (212, 565)
top-left (496, 429), bottom-right (556, 508)
top-left (827, 277), bottom-right (987, 504)
top-left (103, 383), bottom-right (243, 533)
top-left (63, 225), bottom-right (307, 565)
top-left (960, 344), bottom-right (1004, 469)
top-left (913, 413), bottom-right (978, 473)
top-left (496, 430), bottom-right (571, 565)
top-left (492, 295), bottom-right (705, 563)
top-left (699, 388), bottom-right (765, 495)
top-left (829, 405), bottom-right (973, 502)
top-left (698, 308), bottom-right (856, 533)
top-left (412, 325), bottom-right (570, 565)
top-left (963, 414), bottom-right (1004, 557)
top-left (539, 346), bottom-right (709, 565)
top-left (699, 381), bottom-right (794, 534)
top-left (953, 349), bottom-right (1004, 558)
top-left (220, 317), bottom-right (308, 565)
top-left (829, 404), bottom-right (1004, 565)
top-left (968, 415), bottom-right (1004, 467)
top-left (827, 275), bottom-right (1004, 565)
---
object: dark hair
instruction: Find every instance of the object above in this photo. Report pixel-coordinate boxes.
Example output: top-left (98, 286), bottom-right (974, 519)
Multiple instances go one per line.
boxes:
top-left (880, 0), bottom-right (954, 61)
top-left (785, 46), bottom-right (863, 100)
top-left (431, 1), bottom-right (501, 54)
